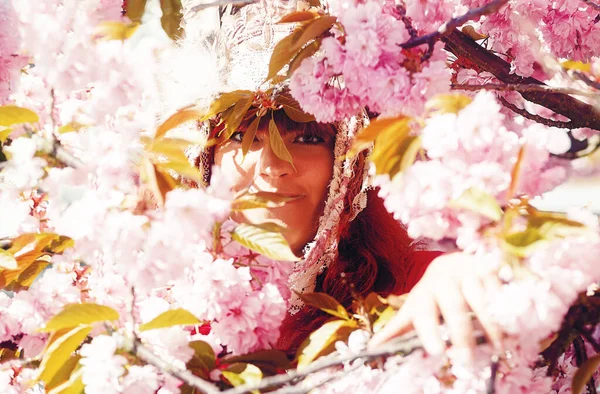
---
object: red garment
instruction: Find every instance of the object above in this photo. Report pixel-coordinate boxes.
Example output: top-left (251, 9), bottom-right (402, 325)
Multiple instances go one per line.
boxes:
top-left (276, 250), bottom-right (441, 356)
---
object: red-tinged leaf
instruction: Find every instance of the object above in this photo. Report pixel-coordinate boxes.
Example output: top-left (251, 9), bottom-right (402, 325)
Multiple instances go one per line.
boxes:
top-left (572, 354), bottom-right (600, 394)
top-left (160, 0), bottom-right (183, 40)
top-left (139, 309), bottom-right (201, 332)
top-left (221, 96), bottom-right (254, 142)
top-left (208, 90), bottom-right (254, 121)
top-left (288, 40), bottom-right (321, 77)
top-left (277, 11), bottom-right (317, 24)
top-left (222, 350), bottom-right (291, 371)
top-left (277, 92), bottom-right (315, 123)
top-left (125, 0), bottom-right (148, 23)
top-left (461, 25), bottom-right (488, 41)
top-left (296, 319), bottom-right (357, 369)
top-left (186, 340), bottom-right (216, 379)
top-left (296, 292), bottom-right (350, 320)
top-left (267, 29), bottom-right (303, 81)
top-left (41, 304), bottom-right (119, 332)
top-left (290, 16), bottom-right (336, 52)
top-left (268, 119), bottom-right (295, 170)
top-left (38, 326), bottom-right (92, 384)
top-left (242, 116), bottom-right (261, 157)
top-left (156, 106), bottom-right (205, 140)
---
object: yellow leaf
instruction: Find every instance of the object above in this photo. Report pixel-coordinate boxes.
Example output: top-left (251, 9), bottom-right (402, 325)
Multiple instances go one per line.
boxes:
top-left (41, 304), bottom-right (119, 332)
top-left (0, 127), bottom-right (12, 142)
top-left (47, 365), bottom-right (84, 394)
top-left (288, 40), bottom-right (321, 77)
top-left (349, 116), bottom-right (407, 157)
top-left (572, 354), bottom-right (600, 394)
top-left (207, 90), bottom-right (254, 123)
top-left (231, 223), bottom-right (299, 262)
top-left (449, 187), bottom-right (503, 222)
top-left (296, 292), bottom-right (350, 320)
top-left (125, 0), bottom-right (148, 23)
top-left (160, 0), bottom-right (183, 40)
top-left (290, 16), bottom-right (336, 52)
top-left (16, 259), bottom-right (50, 288)
top-left (155, 106), bottom-right (205, 140)
top-left (140, 157), bottom-right (168, 206)
top-left (268, 119), bottom-right (295, 170)
top-left (231, 191), bottom-right (302, 211)
top-left (267, 29), bottom-right (303, 81)
top-left (38, 325), bottom-right (92, 384)
top-left (46, 355), bottom-right (81, 390)
top-left (277, 93), bottom-right (315, 123)
top-left (370, 118), bottom-right (418, 177)
top-left (139, 309), bottom-right (201, 332)
top-left (277, 11), bottom-right (318, 24)
top-left (372, 306), bottom-right (396, 333)
top-left (0, 249), bottom-right (17, 270)
top-left (297, 319), bottom-right (357, 369)
top-left (154, 149), bottom-right (203, 183)
top-left (151, 138), bottom-right (202, 157)
top-left (95, 21), bottom-right (140, 41)
top-left (0, 106), bottom-right (39, 127)
top-left (425, 94), bottom-right (473, 115)
top-left (461, 25), bottom-right (488, 41)
top-left (502, 228), bottom-right (545, 258)
top-left (562, 60), bottom-right (591, 73)
top-left (222, 363), bottom-right (262, 392)
top-left (220, 96), bottom-right (254, 142)
top-left (241, 116), bottom-right (261, 157)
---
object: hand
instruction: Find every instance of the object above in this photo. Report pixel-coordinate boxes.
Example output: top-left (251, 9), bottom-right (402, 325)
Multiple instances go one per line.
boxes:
top-left (368, 252), bottom-right (504, 362)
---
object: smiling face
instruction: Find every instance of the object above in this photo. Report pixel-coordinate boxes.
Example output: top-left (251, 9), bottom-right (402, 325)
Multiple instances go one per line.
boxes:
top-left (214, 112), bottom-right (336, 255)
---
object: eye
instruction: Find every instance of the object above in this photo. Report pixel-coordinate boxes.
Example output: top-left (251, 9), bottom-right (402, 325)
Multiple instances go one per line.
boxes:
top-left (294, 133), bottom-right (325, 145)
top-left (230, 131), bottom-right (244, 143)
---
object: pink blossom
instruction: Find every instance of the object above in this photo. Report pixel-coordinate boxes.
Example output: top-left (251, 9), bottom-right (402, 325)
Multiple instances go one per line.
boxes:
top-left (79, 335), bottom-right (127, 394)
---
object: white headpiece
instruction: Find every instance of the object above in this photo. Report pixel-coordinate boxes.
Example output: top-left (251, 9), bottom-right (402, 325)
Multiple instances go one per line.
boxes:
top-left (161, 0), bottom-right (372, 312)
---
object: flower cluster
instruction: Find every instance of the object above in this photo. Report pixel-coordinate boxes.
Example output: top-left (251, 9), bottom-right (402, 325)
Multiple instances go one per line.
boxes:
top-left (290, 0), bottom-right (450, 122)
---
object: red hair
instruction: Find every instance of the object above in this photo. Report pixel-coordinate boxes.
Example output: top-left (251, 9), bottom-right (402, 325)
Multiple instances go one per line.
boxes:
top-left (276, 188), bottom-right (423, 355)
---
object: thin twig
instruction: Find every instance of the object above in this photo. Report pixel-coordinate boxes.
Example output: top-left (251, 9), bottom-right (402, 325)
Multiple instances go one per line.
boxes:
top-left (581, 0), bottom-right (600, 11)
top-left (452, 83), bottom-right (599, 98)
top-left (223, 333), bottom-right (422, 394)
top-left (23, 126), bottom-right (82, 168)
top-left (498, 96), bottom-right (573, 129)
top-left (133, 341), bottom-right (221, 394)
top-left (187, 0), bottom-right (257, 14)
top-left (269, 363), bottom-right (365, 394)
top-left (401, 0), bottom-right (509, 49)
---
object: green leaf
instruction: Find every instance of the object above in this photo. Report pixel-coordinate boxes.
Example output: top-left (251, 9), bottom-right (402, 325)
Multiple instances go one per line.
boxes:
top-left (139, 309), bottom-right (201, 332)
top-left (160, 0), bottom-right (183, 40)
top-left (41, 304), bottom-right (119, 332)
top-left (222, 363), bottom-right (262, 392)
top-left (186, 340), bottom-right (216, 379)
top-left (241, 116), bottom-right (261, 157)
top-left (38, 326), bottom-right (92, 384)
top-left (47, 365), bottom-right (84, 394)
top-left (502, 228), bottom-right (545, 257)
top-left (268, 119), bottom-right (295, 170)
top-left (572, 354), bottom-right (600, 394)
top-left (297, 319), bottom-right (357, 369)
top-left (296, 292), bottom-right (350, 320)
top-left (0, 106), bottom-right (39, 127)
top-left (0, 249), bottom-right (17, 270)
top-left (448, 187), bottom-right (503, 222)
top-left (125, 0), bottom-right (148, 23)
top-left (231, 191), bottom-right (302, 211)
top-left (231, 223), bottom-right (299, 262)
top-left (372, 306), bottom-right (396, 334)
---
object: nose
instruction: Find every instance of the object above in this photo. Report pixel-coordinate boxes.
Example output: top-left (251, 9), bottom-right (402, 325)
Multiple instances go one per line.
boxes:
top-left (258, 138), bottom-right (293, 179)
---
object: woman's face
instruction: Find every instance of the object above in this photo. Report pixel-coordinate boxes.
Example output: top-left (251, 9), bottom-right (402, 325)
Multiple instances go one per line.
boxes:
top-left (214, 118), bottom-right (335, 255)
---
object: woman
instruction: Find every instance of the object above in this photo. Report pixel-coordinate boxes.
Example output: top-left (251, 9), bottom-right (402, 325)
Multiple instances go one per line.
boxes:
top-left (168, 0), bottom-right (503, 362)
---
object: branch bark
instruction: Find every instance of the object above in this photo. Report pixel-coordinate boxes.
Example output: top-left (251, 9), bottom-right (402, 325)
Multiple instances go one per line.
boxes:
top-left (442, 29), bottom-right (600, 131)
top-left (452, 83), bottom-right (598, 98)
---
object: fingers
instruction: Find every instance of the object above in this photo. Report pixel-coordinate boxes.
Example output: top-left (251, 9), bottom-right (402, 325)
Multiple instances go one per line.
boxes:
top-left (368, 297), bottom-right (414, 349)
top-left (411, 289), bottom-right (444, 355)
top-left (461, 276), bottom-right (504, 352)
top-left (435, 281), bottom-right (475, 362)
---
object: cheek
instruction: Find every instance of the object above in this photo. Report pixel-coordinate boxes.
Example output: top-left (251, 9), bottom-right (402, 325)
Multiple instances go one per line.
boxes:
top-left (294, 148), bottom-right (334, 204)
top-left (214, 146), bottom-right (256, 191)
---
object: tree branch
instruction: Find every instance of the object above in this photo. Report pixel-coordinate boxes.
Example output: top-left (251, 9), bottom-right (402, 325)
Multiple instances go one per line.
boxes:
top-left (223, 334), bottom-right (422, 394)
top-left (497, 96), bottom-right (573, 129)
top-left (401, 0), bottom-right (509, 49)
top-left (442, 29), bottom-right (600, 131)
top-left (452, 83), bottom-right (598, 98)
top-left (581, 0), bottom-right (600, 11)
top-left (133, 341), bottom-right (221, 394)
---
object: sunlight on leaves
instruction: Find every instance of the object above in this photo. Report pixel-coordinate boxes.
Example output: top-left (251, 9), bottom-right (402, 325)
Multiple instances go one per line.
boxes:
top-left (139, 309), bottom-right (201, 332)
top-left (41, 304), bottom-right (119, 332)
top-left (232, 223), bottom-right (299, 262)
